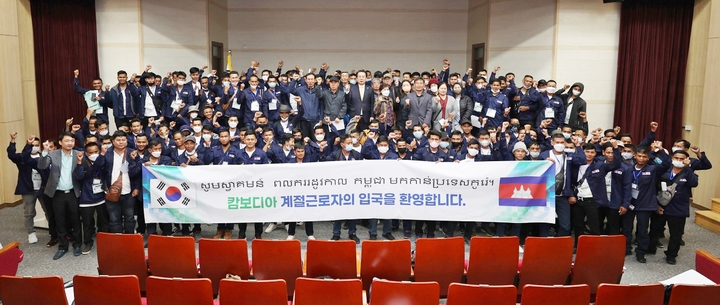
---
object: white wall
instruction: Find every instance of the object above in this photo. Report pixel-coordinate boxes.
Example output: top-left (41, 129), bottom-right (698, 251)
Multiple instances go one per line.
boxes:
top-left (467, 0), bottom-right (489, 70)
top-left (226, 0), bottom-right (469, 74)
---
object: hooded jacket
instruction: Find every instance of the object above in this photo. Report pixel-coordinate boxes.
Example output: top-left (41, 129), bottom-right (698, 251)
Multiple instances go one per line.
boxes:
top-left (556, 82), bottom-right (587, 132)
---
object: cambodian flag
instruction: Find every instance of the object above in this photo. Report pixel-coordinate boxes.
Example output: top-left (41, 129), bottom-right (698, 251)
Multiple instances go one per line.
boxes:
top-left (498, 176), bottom-right (547, 207)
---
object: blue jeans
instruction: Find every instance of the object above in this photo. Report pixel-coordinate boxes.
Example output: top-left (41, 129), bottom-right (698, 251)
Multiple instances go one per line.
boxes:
top-left (624, 209), bottom-right (651, 255)
top-left (106, 194), bottom-right (136, 234)
top-left (369, 219), bottom-right (392, 236)
top-left (332, 220), bottom-right (356, 236)
top-left (556, 196), bottom-right (571, 236)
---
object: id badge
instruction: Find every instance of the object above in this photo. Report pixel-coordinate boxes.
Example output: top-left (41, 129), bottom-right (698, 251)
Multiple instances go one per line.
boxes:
top-left (251, 101), bottom-right (260, 112)
top-left (232, 97), bottom-right (241, 110)
top-left (631, 183), bottom-right (639, 199)
top-left (92, 179), bottom-right (103, 194)
top-left (485, 108), bottom-right (497, 118)
top-left (473, 102), bottom-right (483, 112)
top-left (268, 100), bottom-right (278, 111)
top-left (545, 107), bottom-right (555, 118)
top-left (96, 107), bottom-right (104, 114)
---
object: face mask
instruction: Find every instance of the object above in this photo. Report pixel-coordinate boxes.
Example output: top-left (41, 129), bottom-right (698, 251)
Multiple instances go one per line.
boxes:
top-left (284, 145), bottom-right (292, 151)
top-left (31, 146), bottom-right (40, 154)
top-left (672, 160), bottom-right (685, 168)
top-left (257, 124), bottom-right (267, 129)
top-left (192, 126), bottom-right (202, 133)
top-left (261, 75), bottom-right (269, 82)
top-left (176, 80), bottom-right (186, 86)
top-left (349, 80), bottom-right (357, 85)
top-left (440, 142), bottom-right (450, 149)
top-left (202, 134), bottom-right (212, 141)
top-left (491, 88), bottom-right (500, 94)
top-left (369, 128), bottom-right (379, 134)
top-left (281, 116), bottom-right (289, 122)
top-left (530, 151), bottom-right (540, 158)
top-left (430, 86), bottom-right (438, 93)
top-left (562, 132), bottom-right (571, 139)
top-left (378, 146), bottom-right (389, 154)
top-left (453, 89), bottom-right (462, 95)
top-left (429, 141), bottom-right (440, 148)
top-left (231, 81), bottom-right (239, 87)
top-left (621, 152), bottom-right (634, 160)
top-left (351, 138), bottom-right (358, 144)
top-left (671, 147), bottom-right (683, 152)
top-left (467, 148), bottom-right (479, 157)
top-left (393, 77), bottom-right (400, 82)
top-left (102, 144), bottom-right (110, 150)
top-left (572, 89), bottom-right (581, 96)
top-left (381, 90), bottom-right (390, 96)
top-left (397, 147), bottom-right (407, 154)
top-left (99, 130), bottom-right (109, 136)
top-left (523, 85), bottom-right (531, 90)
top-left (479, 140), bottom-right (490, 147)
top-left (451, 142), bottom-right (462, 148)
top-left (344, 144), bottom-right (354, 152)
top-left (564, 148), bottom-right (575, 154)
top-left (538, 88), bottom-right (547, 93)
top-left (546, 87), bottom-right (556, 94)
top-left (315, 134), bottom-right (325, 142)
top-left (87, 154), bottom-right (99, 161)
top-left (476, 84), bottom-right (483, 90)
top-left (238, 143), bottom-right (246, 149)
top-left (202, 87), bottom-right (209, 91)
top-left (554, 144), bottom-right (566, 153)
top-left (228, 121), bottom-right (238, 128)
top-left (424, 80), bottom-right (429, 85)
top-left (190, 113), bottom-right (198, 119)
top-left (413, 131), bottom-right (423, 139)
top-left (268, 82), bottom-right (277, 88)
top-left (250, 85), bottom-right (257, 90)
top-left (151, 151), bottom-right (161, 158)
top-left (223, 81), bottom-right (231, 87)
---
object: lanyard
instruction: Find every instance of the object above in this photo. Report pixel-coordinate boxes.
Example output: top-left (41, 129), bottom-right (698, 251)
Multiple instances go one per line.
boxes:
top-left (554, 153), bottom-right (565, 168)
top-left (669, 171), bottom-right (675, 180)
top-left (633, 169), bottom-right (643, 183)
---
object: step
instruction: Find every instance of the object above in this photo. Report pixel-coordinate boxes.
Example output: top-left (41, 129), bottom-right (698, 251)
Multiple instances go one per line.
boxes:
top-left (712, 198), bottom-right (720, 214)
top-left (695, 210), bottom-right (720, 235)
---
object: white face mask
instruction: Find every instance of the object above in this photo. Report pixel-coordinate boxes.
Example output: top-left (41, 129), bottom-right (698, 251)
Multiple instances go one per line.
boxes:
top-left (467, 148), bottom-right (479, 157)
top-left (190, 113), bottom-right (198, 119)
top-left (430, 86), bottom-right (438, 93)
top-left (479, 140), bottom-right (490, 147)
top-left (393, 77), bottom-right (400, 82)
top-left (554, 144), bottom-right (566, 153)
top-left (564, 148), bottom-right (575, 154)
top-left (378, 146), bottom-right (389, 154)
top-left (31, 146), bottom-right (40, 154)
top-left (223, 81), bottom-right (231, 87)
top-left (530, 151), bottom-right (540, 158)
top-left (250, 85), bottom-right (257, 90)
top-left (476, 84), bottom-right (483, 90)
top-left (491, 88), bottom-right (500, 94)
top-left (99, 130), bottom-right (109, 136)
top-left (87, 154), bottom-right (99, 161)
top-left (381, 90), bottom-right (390, 96)
top-left (202, 134), bottom-right (212, 141)
top-left (424, 79), bottom-right (429, 85)
top-left (572, 89), bottom-right (581, 96)
top-left (151, 151), bottom-right (161, 158)
top-left (192, 126), bottom-right (202, 133)
top-left (176, 80), bottom-right (186, 86)
top-left (621, 152), bottom-right (634, 160)
top-left (351, 138), bottom-right (358, 145)
top-left (671, 147), bottom-right (683, 153)
top-left (538, 88), bottom-right (547, 93)
top-left (546, 87), bottom-right (557, 94)
top-left (672, 160), bottom-right (685, 168)
top-left (228, 121), bottom-right (238, 128)
top-left (315, 134), bottom-right (325, 142)
top-left (261, 75), bottom-right (269, 82)
top-left (238, 143), bottom-right (246, 149)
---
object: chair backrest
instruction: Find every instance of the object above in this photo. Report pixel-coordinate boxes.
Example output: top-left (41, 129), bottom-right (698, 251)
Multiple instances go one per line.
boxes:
top-left (73, 275), bottom-right (143, 305)
top-left (0, 242), bottom-right (23, 278)
top-left (306, 240), bottom-right (358, 279)
top-left (695, 250), bottom-right (720, 283)
top-left (145, 276), bottom-right (214, 305)
top-left (251, 239), bottom-right (303, 297)
top-left (667, 284), bottom-right (720, 305)
top-left (360, 240), bottom-right (412, 291)
top-left (368, 279), bottom-right (440, 305)
top-left (446, 283), bottom-right (517, 305)
top-left (517, 237), bottom-right (574, 289)
top-left (594, 283), bottom-right (665, 305)
top-left (466, 237), bottom-right (519, 285)
top-left (520, 284), bottom-right (590, 305)
top-left (294, 278), bottom-right (364, 305)
top-left (218, 279), bottom-right (288, 305)
top-left (414, 237), bottom-right (465, 297)
top-left (0, 275), bottom-right (68, 305)
top-left (570, 235), bottom-right (625, 294)
top-left (198, 239), bottom-right (251, 295)
top-left (96, 233), bottom-right (148, 290)
top-left (147, 235), bottom-right (198, 278)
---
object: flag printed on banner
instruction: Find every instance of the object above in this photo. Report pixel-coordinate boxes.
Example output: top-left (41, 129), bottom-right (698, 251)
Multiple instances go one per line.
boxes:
top-left (498, 176), bottom-right (547, 207)
top-left (150, 179), bottom-right (197, 209)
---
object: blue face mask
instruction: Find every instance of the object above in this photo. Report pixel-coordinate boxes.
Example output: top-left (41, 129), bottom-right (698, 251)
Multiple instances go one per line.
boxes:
top-left (344, 144), bottom-right (354, 152)
top-left (413, 131), bottom-right (423, 139)
top-left (349, 80), bottom-right (357, 85)
top-left (370, 128), bottom-right (379, 134)
top-left (439, 142), bottom-right (450, 149)
top-left (562, 132), bottom-right (572, 139)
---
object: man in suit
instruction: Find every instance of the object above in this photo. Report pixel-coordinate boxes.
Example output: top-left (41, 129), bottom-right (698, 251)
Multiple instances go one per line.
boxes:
top-left (345, 72), bottom-right (374, 132)
top-left (37, 132), bottom-right (84, 260)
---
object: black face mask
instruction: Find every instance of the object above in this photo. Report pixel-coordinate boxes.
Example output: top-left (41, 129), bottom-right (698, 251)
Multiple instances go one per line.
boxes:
top-left (397, 147), bottom-right (407, 154)
top-left (257, 124), bottom-right (267, 129)
top-left (294, 137), bottom-right (303, 142)
top-left (451, 142), bottom-right (462, 148)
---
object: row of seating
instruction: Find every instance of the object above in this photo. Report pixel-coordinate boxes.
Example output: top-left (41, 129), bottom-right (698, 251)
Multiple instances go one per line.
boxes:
top-left (97, 233), bottom-right (626, 298)
top-left (1, 275), bottom-right (719, 305)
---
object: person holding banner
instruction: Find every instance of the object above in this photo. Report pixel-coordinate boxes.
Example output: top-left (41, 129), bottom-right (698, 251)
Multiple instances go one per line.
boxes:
top-left (362, 135), bottom-right (396, 240)
top-left (177, 136), bottom-right (204, 239)
top-left (328, 134), bottom-right (363, 243)
top-left (141, 140), bottom-right (173, 237)
top-left (285, 143), bottom-right (316, 241)
top-left (203, 129), bottom-right (240, 239)
top-left (233, 132), bottom-right (267, 240)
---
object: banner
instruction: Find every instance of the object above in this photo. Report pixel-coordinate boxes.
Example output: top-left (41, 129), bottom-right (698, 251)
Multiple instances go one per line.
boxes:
top-left (142, 160), bottom-right (557, 224)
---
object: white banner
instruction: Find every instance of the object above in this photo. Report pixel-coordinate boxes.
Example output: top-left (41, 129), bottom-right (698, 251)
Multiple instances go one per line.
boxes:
top-left (142, 160), bottom-right (557, 224)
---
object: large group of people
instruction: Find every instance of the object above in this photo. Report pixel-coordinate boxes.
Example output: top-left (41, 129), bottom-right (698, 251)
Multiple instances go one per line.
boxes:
top-left (7, 59), bottom-right (709, 265)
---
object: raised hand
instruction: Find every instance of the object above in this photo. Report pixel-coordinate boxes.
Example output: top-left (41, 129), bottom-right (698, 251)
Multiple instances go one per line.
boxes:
top-left (73, 69), bottom-right (79, 78)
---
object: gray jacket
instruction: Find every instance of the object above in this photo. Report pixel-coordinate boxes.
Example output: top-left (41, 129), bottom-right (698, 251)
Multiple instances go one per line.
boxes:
top-left (431, 96), bottom-right (460, 132)
top-left (38, 149), bottom-right (83, 197)
top-left (315, 87), bottom-right (347, 121)
top-left (455, 94), bottom-right (473, 122)
top-left (402, 91), bottom-right (434, 127)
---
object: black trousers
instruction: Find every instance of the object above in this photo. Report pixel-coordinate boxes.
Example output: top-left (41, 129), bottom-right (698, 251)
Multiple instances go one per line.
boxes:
top-left (598, 206), bottom-right (621, 235)
top-left (134, 197), bottom-right (146, 234)
top-left (623, 209), bottom-right (651, 255)
top-left (414, 221), bottom-right (437, 238)
top-left (80, 204), bottom-right (108, 246)
top-left (571, 197), bottom-right (601, 243)
top-left (287, 222), bottom-right (314, 236)
top-left (39, 193), bottom-right (58, 238)
top-left (52, 191), bottom-right (81, 250)
top-left (649, 213), bottom-right (686, 259)
top-left (237, 223), bottom-right (263, 239)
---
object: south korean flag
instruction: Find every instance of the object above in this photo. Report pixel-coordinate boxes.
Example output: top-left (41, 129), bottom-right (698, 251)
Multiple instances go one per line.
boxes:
top-left (150, 180), bottom-right (197, 209)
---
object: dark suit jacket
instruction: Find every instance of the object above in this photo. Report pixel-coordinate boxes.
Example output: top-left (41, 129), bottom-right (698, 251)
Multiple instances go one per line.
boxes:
top-left (345, 83), bottom-right (374, 123)
top-left (37, 149), bottom-right (83, 197)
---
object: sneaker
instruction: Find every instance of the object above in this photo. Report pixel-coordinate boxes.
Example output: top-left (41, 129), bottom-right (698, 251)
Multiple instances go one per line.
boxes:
top-left (330, 235), bottom-right (340, 241)
top-left (82, 244), bottom-right (93, 255)
top-left (223, 230), bottom-right (233, 240)
top-left (307, 235), bottom-right (316, 240)
top-left (264, 223), bottom-right (277, 233)
top-left (382, 233), bottom-right (395, 240)
top-left (286, 235), bottom-right (295, 240)
top-left (53, 249), bottom-right (68, 260)
top-left (28, 232), bottom-right (38, 244)
top-left (343, 222), bottom-right (349, 230)
top-left (285, 224), bottom-right (290, 232)
top-left (73, 246), bottom-right (82, 256)
top-left (213, 230), bottom-right (223, 239)
top-left (46, 237), bottom-right (59, 248)
top-left (369, 234), bottom-right (378, 240)
top-left (349, 234), bottom-right (360, 244)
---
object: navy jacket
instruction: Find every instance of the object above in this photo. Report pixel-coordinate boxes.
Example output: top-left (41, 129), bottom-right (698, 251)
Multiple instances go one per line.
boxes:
top-left (107, 83), bottom-right (140, 119)
top-left (176, 151), bottom-right (206, 166)
top-left (659, 167), bottom-right (698, 217)
top-left (622, 150), bottom-right (672, 211)
top-left (8, 143), bottom-right (39, 195)
top-left (609, 163), bottom-right (632, 210)
top-left (412, 147), bottom-right (450, 162)
top-left (103, 147), bottom-right (142, 193)
top-left (204, 145), bottom-right (240, 165)
top-left (326, 149), bottom-right (364, 162)
top-left (514, 87), bottom-right (541, 122)
top-left (234, 148), bottom-right (268, 165)
top-left (539, 147), bottom-right (588, 197)
top-left (570, 149), bottom-right (622, 208)
top-left (73, 155), bottom-right (107, 204)
top-left (74, 77), bottom-right (111, 122)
